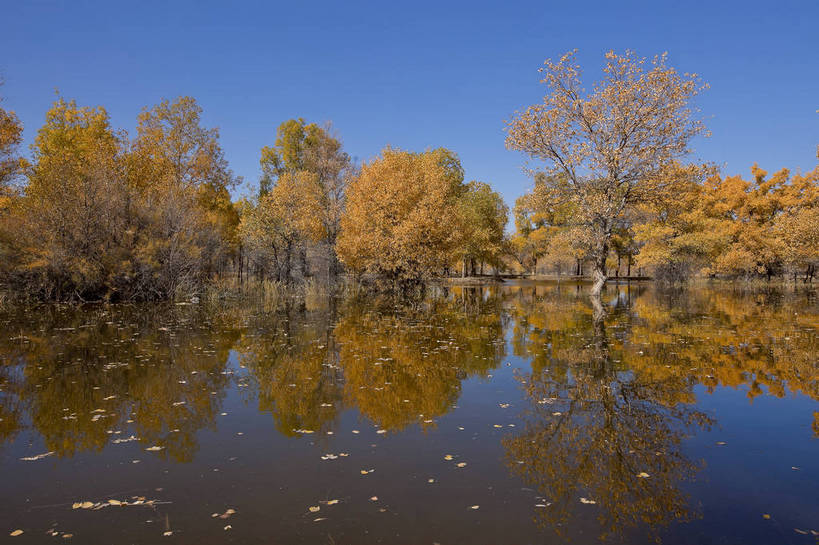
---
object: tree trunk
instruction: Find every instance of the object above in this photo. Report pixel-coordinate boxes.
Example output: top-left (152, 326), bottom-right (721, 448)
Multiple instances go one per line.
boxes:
top-left (590, 239), bottom-right (609, 297)
top-left (300, 246), bottom-right (309, 278)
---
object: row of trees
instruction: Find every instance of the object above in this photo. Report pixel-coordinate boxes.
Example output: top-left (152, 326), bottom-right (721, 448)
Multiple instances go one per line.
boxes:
top-left (506, 50), bottom-right (818, 289)
top-left (512, 159), bottom-right (819, 284)
top-left (0, 89), bottom-right (509, 299)
top-left (234, 120), bottom-right (509, 287)
top-left (2, 48), bottom-right (816, 300)
top-left (0, 93), bottom-right (239, 300)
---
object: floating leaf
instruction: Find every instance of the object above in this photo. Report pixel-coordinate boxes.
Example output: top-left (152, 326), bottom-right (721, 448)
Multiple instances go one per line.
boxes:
top-left (470, 505), bottom-right (479, 510)
top-left (636, 472), bottom-right (650, 478)
top-left (10, 530), bottom-right (23, 537)
top-left (308, 506), bottom-right (320, 513)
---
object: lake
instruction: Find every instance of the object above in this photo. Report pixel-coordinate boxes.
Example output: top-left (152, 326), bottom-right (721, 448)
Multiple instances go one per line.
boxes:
top-left (0, 281), bottom-right (817, 544)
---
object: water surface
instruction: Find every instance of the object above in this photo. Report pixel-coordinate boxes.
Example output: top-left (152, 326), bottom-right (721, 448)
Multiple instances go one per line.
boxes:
top-left (0, 282), bottom-right (817, 543)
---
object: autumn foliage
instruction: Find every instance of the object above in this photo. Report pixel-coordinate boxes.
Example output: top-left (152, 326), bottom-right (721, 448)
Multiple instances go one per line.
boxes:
top-left (0, 48), bottom-right (817, 300)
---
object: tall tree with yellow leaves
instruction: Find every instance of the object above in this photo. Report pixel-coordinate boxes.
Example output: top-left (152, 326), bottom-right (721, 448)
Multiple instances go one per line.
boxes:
top-left (131, 97), bottom-right (240, 289)
top-left (259, 118), bottom-right (352, 279)
top-left (506, 50), bottom-right (708, 297)
top-left (457, 181), bottom-right (509, 276)
top-left (0, 83), bottom-right (27, 278)
top-left (336, 147), bottom-right (466, 284)
top-left (14, 97), bottom-right (130, 298)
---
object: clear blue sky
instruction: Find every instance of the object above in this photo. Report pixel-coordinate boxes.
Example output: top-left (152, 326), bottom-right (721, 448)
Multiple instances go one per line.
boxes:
top-left (2, 0), bottom-right (817, 210)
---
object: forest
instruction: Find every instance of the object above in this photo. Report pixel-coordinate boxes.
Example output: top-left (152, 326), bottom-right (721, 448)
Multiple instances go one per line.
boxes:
top-left (0, 50), bottom-right (817, 301)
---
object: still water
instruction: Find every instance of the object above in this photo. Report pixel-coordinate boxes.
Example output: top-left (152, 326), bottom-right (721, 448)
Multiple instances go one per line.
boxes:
top-left (0, 282), bottom-right (817, 544)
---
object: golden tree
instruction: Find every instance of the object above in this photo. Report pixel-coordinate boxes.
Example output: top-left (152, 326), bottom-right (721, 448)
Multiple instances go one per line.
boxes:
top-left (0, 85), bottom-right (27, 281)
top-left (16, 97), bottom-right (129, 298)
top-left (507, 50), bottom-right (708, 296)
top-left (336, 147), bottom-right (466, 283)
top-left (0, 85), bottom-right (25, 205)
top-left (456, 180), bottom-right (509, 276)
top-left (259, 119), bottom-right (353, 278)
top-left (130, 96), bottom-right (240, 292)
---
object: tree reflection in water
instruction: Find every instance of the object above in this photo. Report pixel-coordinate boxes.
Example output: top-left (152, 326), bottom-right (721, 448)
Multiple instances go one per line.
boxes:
top-left (505, 285), bottom-right (712, 540)
top-left (238, 286), bottom-right (508, 435)
top-left (0, 282), bottom-right (815, 543)
top-left (503, 283), bottom-right (817, 540)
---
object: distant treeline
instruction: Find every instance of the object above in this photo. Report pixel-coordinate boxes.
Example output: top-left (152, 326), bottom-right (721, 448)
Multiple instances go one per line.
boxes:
top-left (1, 49), bottom-right (817, 301)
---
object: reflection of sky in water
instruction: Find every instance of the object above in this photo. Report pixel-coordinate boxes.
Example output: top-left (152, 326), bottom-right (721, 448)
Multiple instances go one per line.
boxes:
top-left (0, 282), bottom-right (816, 544)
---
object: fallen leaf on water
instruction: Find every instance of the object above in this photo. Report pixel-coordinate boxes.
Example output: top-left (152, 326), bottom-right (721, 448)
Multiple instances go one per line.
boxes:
top-left (762, 514), bottom-right (771, 519)
top-left (636, 472), bottom-right (650, 478)
top-left (62, 533), bottom-right (73, 539)
top-left (444, 454), bottom-right (453, 461)
top-left (428, 478), bottom-right (435, 483)
top-left (376, 430), bottom-right (386, 434)
top-left (470, 505), bottom-right (479, 510)
top-left (580, 498), bottom-right (596, 504)
top-left (80, 501), bottom-right (94, 509)
top-left (10, 530), bottom-right (23, 537)
top-left (456, 462), bottom-right (467, 468)
top-left (20, 451), bottom-right (55, 461)
top-left (370, 496), bottom-right (378, 501)
top-left (108, 499), bottom-right (122, 506)
top-left (218, 508), bottom-right (236, 519)
top-left (715, 441), bottom-right (726, 446)
top-left (352, 430), bottom-right (360, 434)
top-left (794, 529), bottom-right (808, 535)
top-left (145, 446), bottom-right (164, 452)
top-left (326, 500), bottom-right (339, 505)
top-left (313, 517), bottom-right (326, 522)
top-left (308, 506), bottom-right (320, 513)
top-left (163, 531), bottom-right (173, 536)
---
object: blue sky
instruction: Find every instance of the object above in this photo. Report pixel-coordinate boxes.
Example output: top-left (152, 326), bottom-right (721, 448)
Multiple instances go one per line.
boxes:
top-left (2, 0), bottom-right (817, 209)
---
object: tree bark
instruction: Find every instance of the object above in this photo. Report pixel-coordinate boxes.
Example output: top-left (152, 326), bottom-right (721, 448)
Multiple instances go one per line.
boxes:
top-left (590, 238), bottom-right (609, 297)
